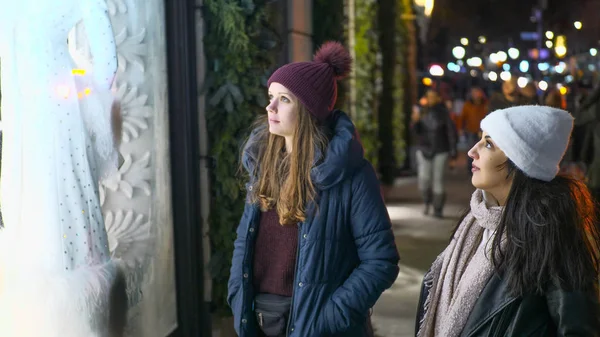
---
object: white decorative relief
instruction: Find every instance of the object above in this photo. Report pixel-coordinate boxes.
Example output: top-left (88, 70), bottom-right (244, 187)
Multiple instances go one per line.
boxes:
top-left (73, 1), bottom-right (177, 336)
top-left (101, 152), bottom-right (152, 200)
top-left (105, 210), bottom-right (153, 267)
top-left (115, 83), bottom-right (152, 143)
top-left (107, 0), bottom-right (127, 15)
top-left (115, 28), bottom-right (147, 73)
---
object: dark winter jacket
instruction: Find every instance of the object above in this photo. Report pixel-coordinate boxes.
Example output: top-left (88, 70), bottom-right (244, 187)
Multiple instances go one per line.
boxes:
top-left (227, 111), bottom-right (400, 337)
top-left (416, 273), bottom-right (600, 337)
top-left (412, 103), bottom-right (457, 158)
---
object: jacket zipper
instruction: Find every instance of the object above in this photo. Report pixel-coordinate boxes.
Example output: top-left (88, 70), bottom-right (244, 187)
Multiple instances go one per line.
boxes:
top-left (286, 222), bottom-right (302, 336)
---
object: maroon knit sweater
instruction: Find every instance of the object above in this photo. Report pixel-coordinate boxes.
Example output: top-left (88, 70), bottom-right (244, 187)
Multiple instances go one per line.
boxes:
top-left (252, 209), bottom-right (298, 297)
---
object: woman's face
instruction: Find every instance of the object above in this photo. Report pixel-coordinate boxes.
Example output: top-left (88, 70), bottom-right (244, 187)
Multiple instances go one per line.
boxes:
top-left (266, 82), bottom-right (299, 138)
top-left (468, 132), bottom-right (513, 202)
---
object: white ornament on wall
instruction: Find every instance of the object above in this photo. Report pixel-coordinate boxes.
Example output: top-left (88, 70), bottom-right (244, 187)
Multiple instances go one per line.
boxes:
top-left (115, 28), bottom-right (147, 73)
top-left (101, 152), bottom-right (152, 201)
top-left (106, 0), bottom-right (127, 15)
top-left (105, 208), bottom-right (155, 312)
top-left (114, 82), bottom-right (152, 143)
top-left (105, 209), bottom-right (153, 267)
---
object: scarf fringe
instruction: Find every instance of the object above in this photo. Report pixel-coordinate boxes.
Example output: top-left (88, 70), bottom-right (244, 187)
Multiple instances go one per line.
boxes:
top-left (416, 267), bottom-right (436, 337)
top-left (417, 190), bottom-right (503, 337)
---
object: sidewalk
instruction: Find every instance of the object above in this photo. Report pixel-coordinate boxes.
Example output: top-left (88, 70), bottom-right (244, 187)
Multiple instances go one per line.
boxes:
top-left (372, 164), bottom-right (475, 337)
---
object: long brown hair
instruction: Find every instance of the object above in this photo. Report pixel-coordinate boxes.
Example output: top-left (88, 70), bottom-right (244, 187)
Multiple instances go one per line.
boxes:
top-left (244, 104), bottom-right (330, 225)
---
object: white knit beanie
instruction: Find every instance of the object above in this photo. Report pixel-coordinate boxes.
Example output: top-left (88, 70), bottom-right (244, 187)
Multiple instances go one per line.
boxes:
top-left (480, 105), bottom-right (574, 181)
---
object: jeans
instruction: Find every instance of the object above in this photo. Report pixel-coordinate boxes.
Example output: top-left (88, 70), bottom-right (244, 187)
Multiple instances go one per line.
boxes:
top-left (416, 150), bottom-right (449, 195)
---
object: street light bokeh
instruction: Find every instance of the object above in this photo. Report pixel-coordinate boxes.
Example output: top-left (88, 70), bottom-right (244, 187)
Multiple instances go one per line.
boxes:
top-left (467, 57), bottom-right (482, 67)
top-left (517, 77), bottom-right (529, 88)
top-left (424, 0), bottom-right (434, 17)
top-left (508, 48), bottom-right (519, 60)
top-left (574, 21), bottom-right (582, 30)
top-left (452, 46), bottom-right (466, 59)
top-left (460, 37), bottom-right (469, 46)
top-left (489, 53), bottom-right (499, 63)
top-left (500, 71), bottom-right (511, 81)
top-left (555, 35), bottom-right (567, 58)
top-left (538, 62), bottom-right (550, 71)
top-left (545, 31), bottom-right (554, 39)
top-left (496, 51), bottom-right (508, 62)
top-left (519, 60), bottom-right (529, 73)
top-left (429, 64), bottom-right (444, 77)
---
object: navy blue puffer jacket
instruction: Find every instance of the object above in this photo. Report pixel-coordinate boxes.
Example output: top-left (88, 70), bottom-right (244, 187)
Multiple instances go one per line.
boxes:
top-left (227, 111), bottom-right (400, 337)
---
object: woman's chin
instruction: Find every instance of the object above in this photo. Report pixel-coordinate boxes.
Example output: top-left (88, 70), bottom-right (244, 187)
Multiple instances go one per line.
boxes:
top-left (268, 125), bottom-right (281, 136)
top-left (471, 175), bottom-right (482, 189)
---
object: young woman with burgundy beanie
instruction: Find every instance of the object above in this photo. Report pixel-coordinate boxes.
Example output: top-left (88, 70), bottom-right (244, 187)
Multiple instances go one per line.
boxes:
top-left (227, 42), bottom-right (400, 337)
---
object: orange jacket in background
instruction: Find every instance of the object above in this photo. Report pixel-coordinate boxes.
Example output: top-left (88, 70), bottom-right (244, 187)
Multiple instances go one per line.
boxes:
top-left (459, 99), bottom-right (488, 134)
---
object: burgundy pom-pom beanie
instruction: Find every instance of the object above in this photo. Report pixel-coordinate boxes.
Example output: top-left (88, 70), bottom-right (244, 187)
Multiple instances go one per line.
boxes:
top-left (268, 41), bottom-right (353, 121)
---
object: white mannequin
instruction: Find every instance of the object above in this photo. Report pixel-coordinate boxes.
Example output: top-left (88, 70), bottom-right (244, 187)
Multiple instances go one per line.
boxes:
top-left (0, 1), bottom-right (126, 336)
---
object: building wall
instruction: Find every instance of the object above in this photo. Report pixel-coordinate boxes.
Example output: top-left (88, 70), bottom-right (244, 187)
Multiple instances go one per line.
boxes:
top-left (266, 0), bottom-right (313, 67)
top-left (288, 0), bottom-right (313, 62)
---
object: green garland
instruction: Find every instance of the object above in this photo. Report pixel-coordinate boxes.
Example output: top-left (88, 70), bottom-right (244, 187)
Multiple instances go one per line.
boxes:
top-left (203, 0), bottom-right (277, 316)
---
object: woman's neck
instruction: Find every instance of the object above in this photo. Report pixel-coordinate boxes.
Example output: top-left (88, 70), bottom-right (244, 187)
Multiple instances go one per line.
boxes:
top-left (484, 188), bottom-right (509, 206)
top-left (285, 136), bottom-right (293, 153)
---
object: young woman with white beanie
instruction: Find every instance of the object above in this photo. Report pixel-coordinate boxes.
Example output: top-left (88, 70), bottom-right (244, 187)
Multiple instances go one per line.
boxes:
top-left (415, 105), bottom-right (600, 337)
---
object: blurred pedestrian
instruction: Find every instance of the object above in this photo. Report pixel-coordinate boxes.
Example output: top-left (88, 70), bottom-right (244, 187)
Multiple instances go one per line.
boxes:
top-left (411, 89), bottom-right (457, 218)
top-left (489, 77), bottom-right (520, 111)
top-left (520, 82), bottom-right (539, 105)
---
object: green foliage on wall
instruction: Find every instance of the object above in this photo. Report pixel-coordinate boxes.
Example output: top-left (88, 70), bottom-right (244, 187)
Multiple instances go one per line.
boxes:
top-left (350, 0), bottom-right (407, 176)
top-left (393, 0), bottom-right (407, 168)
top-left (353, 0), bottom-right (381, 169)
top-left (203, 0), bottom-right (278, 316)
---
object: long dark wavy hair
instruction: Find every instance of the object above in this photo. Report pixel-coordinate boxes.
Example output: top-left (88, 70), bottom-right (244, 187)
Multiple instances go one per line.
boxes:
top-left (456, 160), bottom-right (600, 297)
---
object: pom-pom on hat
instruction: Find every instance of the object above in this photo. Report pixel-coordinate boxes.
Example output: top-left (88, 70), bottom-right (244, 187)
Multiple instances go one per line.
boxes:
top-left (267, 41), bottom-right (352, 121)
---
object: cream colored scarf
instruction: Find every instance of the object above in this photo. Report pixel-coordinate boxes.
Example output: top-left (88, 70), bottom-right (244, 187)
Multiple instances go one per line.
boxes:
top-left (417, 189), bottom-right (504, 337)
